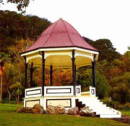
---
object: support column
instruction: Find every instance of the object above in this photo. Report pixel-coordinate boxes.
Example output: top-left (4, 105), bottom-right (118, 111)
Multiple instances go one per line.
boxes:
top-left (72, 50), bottom-right (76, 95)
top-left (41, 51), bottom-right (45, 96)
top-left (50, 65), bottom-right (53, 86)
top-left (30, 62), bottom-right (34, 87)
top-left (24, 56), bottom-right (28, 88)
top-left (92, 54), bottom-right (96, 87)
top-left (74, 65), bottom-right (76, 82)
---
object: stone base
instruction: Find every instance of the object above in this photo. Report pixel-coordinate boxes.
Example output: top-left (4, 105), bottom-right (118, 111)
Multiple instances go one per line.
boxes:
top-left (24, 96), bottom-right (76, 110)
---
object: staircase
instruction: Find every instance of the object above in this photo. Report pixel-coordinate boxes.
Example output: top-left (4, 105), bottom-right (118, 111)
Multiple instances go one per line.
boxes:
top-left (77, 96), bottom-right (121, 118)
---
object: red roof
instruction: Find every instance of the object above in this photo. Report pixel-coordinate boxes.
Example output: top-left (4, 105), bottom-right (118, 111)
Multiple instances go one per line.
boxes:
top-left (25, 19), bottom-right (97, 52)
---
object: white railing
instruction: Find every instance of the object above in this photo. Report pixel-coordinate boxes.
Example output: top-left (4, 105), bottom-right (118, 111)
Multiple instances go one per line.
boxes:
top-left (25, 87), bottom-right (42, 98)
top-left (44, 86), bottom-right (74, 96)
top-left (75, 85), bottom-right (81, 96)
top-left (25, 85), bottom-right (81, 98)
top-left (89, 86), bottom-right (96, 96)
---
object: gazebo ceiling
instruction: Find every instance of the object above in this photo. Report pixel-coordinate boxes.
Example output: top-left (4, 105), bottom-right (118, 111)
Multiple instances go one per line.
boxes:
top-left (28, 54), bottom-right (92, 68)
top-left (22, 18), bottom-right (98, 54)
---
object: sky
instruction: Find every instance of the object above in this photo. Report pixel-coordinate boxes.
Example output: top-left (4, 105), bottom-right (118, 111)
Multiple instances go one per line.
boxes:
top-left (1, 0), bottom-right (130, 54)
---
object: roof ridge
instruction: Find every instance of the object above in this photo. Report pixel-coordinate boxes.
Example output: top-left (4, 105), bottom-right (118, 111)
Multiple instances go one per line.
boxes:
top-left (62, 19), bottom-right (75, 46)
top-left (42, 20), bottom-right (59, 47)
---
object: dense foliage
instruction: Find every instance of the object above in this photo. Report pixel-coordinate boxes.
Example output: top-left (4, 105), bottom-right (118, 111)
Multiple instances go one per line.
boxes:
top-left (83, 38), bottom-right (130, 105)
top-left (0, 10), bottom-right (51, 102)
top-left (0, 10), bottom-right (50, 52)
top-left (0, 11), bottom-right (130, 106)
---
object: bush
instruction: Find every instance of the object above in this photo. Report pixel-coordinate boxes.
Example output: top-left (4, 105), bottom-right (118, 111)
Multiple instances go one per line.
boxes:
top-left (79, 107), bottom-right (96, 117)
top-left (102, 97), bottom-right (120, 109)
top-left (117, 103), bottom-right (130, 110)
top-left (17, 107), bottom-right (32, 113)
top-left (77, 69), bottom-right (110, 98)
top-left (102, 97), bottom-right (112, 106)
top-left (67, 107), bottom-right (79, 115)
top-left (102, 98), bottom-right (130, 110)
top-left (17, 104), bottom-right (45, 114)
top-left (46, 105), bottom-right (65, 114)
top-left (32, 104), bottom-right (45, 114)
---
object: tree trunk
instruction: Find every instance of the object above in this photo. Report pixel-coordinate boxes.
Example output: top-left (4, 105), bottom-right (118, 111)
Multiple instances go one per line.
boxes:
top-left (17, 95), bottom-right (20, 104)
top-left (0, 75), bottom-right (2, 102)
top-left (7, 90), bottom-right (11, 103)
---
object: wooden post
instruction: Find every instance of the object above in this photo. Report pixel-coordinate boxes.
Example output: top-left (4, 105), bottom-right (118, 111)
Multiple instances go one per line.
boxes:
top-left (72, 50), bottom-right (76, 95)
top-left (24, 56), bottom-right (28, 88)
top-left (30, 62), bottom-right (34, 87)
top-left (50, 65), bottom-right (53, 86)
top-left (41, 51), bottom-right (45, 96)
top-left (75, 65), bottom-right (76, 82)
top-left (92, 54), bottom-right (96, 87)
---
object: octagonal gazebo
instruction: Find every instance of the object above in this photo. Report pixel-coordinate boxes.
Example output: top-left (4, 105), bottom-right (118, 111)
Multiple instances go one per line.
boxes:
top-left (21, 19), bottom-right (121, 118)
top-left (22, 19), bottom-right (98, 108)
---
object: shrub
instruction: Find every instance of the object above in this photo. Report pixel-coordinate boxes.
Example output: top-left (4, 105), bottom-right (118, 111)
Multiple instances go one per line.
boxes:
top-left (32, 104), bottom-right (45, 114)
top-left (17, 107), bottom-right (32, 113)
top-left (46, 105), bottom-right (65, 114)
top-left (67, 107), bottom-right (79, 115)
top-left (79, 107), bottom-right (96, 117)
top-left (117, 103), bottom-right (130, 110)
top-left (102, 97), bottom-right (120, 109)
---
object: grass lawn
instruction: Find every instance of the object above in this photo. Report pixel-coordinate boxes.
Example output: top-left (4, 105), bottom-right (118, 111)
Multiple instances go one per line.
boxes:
top-left (0, 103), bottom-right (129, 126)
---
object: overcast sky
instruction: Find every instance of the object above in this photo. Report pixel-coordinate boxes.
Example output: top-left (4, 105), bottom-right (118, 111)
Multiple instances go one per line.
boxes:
top-left (1, 0), bottom-right (130, 54)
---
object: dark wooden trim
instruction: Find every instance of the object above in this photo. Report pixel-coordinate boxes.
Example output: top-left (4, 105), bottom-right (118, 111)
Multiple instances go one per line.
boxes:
top-left (92, 54), bottom-right (96, 87)
top-left (46, 88), bottom-right (72, 94)
top-left (41, 51), bottom-right (45, 96)
top-left (46, 99), bottom-right (72, 108)
top-left (50, 65), bottom-right (53, 86)
top-left (72, 50), bottom-right (76, 95)
top-left (26, 88), bottom-right (42, 96)
top-left (24, 56), bottom-right (28, 88)
top-left (30, 62), bottom-right (34, 87)
top-left (75, 65), bottom-right (77, 83)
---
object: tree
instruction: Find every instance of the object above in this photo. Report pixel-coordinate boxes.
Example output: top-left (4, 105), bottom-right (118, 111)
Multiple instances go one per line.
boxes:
top-left (9, 82), bottom-right (23, 103)
top-left (0, 10), bottom-right (50, 53)
top-left (0, 52), bottom-right (11, 102)
top-left (84, 38), bottom-right (121, 61)
top-left (110, 72), bottom-right (130, 103)
top-left (0, 11), bottom-right (50, 102)
top-left (3, 61), bottom-right (25, 102)
top-left (0, 60), bottom-right (4, 102)
top-left (77, 67), bottom-right (110, 98)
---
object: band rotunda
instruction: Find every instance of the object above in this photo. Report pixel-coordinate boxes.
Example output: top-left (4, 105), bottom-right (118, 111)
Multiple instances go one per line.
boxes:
top-left (21, 19), bottom-right (121, 118)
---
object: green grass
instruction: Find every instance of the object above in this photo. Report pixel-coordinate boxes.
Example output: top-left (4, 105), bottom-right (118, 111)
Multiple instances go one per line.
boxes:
top-left (0, 103), bottom-right (22, 112)
top-left (121, 109), bottom-right (130, 116)
top-left (0, 103), bottom-right (129, 126)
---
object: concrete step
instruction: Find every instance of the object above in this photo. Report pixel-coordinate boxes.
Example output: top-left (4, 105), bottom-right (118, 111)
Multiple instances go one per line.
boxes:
top-left (78, 96), bottom-right (121, 118)
top-left (100, 114), bottom-right (121, 118)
